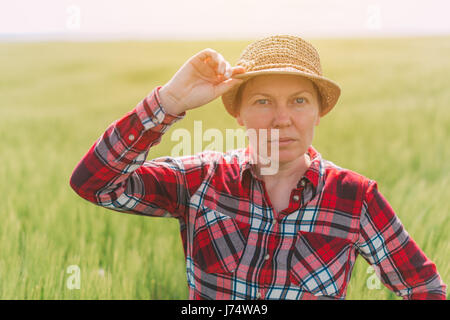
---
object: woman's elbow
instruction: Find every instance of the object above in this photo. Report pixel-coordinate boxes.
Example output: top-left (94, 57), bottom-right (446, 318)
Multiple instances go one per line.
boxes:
top-left (69, 161), bottom-right (98, 203)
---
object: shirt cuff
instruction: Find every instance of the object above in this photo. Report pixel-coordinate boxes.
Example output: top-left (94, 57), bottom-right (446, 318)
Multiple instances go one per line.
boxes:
top-left (135, 85), bottom-right (186, 133)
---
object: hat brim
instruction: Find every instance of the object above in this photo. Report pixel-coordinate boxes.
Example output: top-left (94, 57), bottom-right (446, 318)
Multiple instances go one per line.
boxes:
top-left (222, 67), bottom-right (341, 117)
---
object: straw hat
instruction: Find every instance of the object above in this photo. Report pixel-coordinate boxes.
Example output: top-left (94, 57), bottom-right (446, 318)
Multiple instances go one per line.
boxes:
top-left (221, 34), bottom-right (341, 117)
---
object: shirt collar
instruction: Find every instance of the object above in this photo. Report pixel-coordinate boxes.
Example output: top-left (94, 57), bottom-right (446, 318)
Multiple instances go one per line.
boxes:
top-left (239, 144), bottom-right (321, 191)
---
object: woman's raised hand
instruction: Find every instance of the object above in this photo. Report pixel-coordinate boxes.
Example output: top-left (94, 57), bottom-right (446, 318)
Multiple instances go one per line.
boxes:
top-left (159, 48), bottom-right (246, 115)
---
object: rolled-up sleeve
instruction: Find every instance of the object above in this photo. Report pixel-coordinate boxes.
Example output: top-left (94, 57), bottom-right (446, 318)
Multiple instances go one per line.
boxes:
top-left (356, 180), bottom-right (447, 299)
top-left (69, 86), bottom-right (210, 220)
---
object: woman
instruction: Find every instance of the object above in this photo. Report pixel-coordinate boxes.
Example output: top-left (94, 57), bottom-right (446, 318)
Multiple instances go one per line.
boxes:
top-left (70, 35), bottom-right (446, 299)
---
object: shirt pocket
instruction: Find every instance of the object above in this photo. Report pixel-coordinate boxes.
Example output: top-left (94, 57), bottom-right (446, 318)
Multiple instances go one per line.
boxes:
top-left (288, 230), bottom-right (353, 297)
top-left (192, 206), bottom-right (251, 274)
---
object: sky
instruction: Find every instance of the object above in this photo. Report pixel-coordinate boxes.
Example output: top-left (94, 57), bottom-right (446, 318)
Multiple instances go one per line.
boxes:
top-left (1, 0), bottom-right (450, 40)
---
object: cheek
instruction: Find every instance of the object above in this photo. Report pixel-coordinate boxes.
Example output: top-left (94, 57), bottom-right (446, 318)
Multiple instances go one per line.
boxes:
top-left (295, 118), bottom-right (317, 138)
top-left (241, 109), bottom-right (271, 128)
top-left (299, 110), bottom-right (319, 128)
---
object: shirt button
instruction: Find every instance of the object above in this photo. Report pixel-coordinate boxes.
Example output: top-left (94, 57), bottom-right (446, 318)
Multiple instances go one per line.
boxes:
top-left (256, 291), bottom-right (262, 299)
top-left (128, 134), bottom-right (135, 141)
top-left (264, 254), bottom-right (270, 260)
top-left (293, 195), bottom-right (300, 202)
top-left (300, 179), bottom-right (306, 187)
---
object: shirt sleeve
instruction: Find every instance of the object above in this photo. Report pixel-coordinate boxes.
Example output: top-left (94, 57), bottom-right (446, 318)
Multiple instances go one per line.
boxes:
top-left (356, 180), bottom-right (447, 300)
top-left (69, 85), bottom-right (212, 221)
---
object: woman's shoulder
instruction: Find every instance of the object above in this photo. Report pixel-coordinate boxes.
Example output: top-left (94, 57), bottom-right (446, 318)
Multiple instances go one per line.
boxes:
top-left (320, 157), bottom-right (373, 191)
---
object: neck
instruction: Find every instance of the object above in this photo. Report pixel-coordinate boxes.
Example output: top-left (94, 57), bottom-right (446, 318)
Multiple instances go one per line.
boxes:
top-left (255, 152), bottom-right (311, 185)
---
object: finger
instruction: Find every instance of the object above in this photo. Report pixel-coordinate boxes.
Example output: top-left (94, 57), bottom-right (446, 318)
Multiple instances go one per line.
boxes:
top-left (204, 56), bottom-right (218, 71)
top-left (197, 48), bottom-right (216, 60)
top-left (213, 51), bottom-right (227, 75)
top-left (207, 50), bottom-right (227, 76)
top-left (223, 61), bottom-right (232, 78)
top-left (218, 60), bottom-right (226, 75)
top-left (231, 66), bottom-right (246, 76)
top-left (193, 58), bottom-right (217, 78)
top-left (215, 78), bottom-right (245, 96)
top-left (195, 49), bottom-right (232, 80)
top-left (199, 48), bottom-right (221, 67)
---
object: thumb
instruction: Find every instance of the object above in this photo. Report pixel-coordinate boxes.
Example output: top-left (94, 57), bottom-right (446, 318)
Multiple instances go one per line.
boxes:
top-left (215, 78), bottom-right (244, 97)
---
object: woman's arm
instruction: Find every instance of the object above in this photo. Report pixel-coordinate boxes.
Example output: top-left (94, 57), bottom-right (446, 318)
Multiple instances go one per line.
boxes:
top-left (70, 86), bottom-right (192, 219)
top-left (356, 180), bottom-right (447, 299)
top-left (69, 49), bottom-right (245, 220)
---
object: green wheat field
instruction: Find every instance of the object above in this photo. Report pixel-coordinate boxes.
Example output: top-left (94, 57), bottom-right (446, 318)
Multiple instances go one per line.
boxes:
top-left (1, 36), bottom-right (449, 299)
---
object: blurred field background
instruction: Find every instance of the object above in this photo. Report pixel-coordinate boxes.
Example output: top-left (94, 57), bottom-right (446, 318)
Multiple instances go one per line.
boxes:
top-left (0, 36), bottom-right (449, 299)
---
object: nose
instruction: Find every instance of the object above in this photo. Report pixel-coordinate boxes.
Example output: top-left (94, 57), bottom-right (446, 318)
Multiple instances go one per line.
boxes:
top-left (272, 104), bottom-right (292, 128)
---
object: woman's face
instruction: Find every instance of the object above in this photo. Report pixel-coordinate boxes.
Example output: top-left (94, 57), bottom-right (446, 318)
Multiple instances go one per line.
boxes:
top-left (236, 74), bottom-right (321, 165)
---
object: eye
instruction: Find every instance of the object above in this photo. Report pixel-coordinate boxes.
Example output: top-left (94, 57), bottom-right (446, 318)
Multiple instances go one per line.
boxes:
top-left (255, 99), bottom-right (269, 105)
top-left (295, 97), bottom-right (306, 104)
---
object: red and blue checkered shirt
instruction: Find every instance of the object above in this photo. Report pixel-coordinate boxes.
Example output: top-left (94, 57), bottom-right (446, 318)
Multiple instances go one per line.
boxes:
top-left (70, 86), bottom-right (446, 300)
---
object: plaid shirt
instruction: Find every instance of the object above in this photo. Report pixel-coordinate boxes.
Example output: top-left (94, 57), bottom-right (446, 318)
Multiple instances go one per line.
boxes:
top-left (70, 86), bottom-right (446, 300)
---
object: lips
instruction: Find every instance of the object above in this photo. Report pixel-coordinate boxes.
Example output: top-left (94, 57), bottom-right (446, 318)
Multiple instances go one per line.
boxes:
top-left (279, 138), bottom-right (295, 142)
top-left (269, 137), bottom-right (296, 142)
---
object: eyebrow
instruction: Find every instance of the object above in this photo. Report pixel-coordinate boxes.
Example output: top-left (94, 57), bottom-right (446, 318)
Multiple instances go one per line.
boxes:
top-left (248, 90), bottom-right (313, 99)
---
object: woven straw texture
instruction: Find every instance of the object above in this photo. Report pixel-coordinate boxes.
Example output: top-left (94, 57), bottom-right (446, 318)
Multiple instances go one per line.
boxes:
top-left (221, 35), bottom-right (341, 117)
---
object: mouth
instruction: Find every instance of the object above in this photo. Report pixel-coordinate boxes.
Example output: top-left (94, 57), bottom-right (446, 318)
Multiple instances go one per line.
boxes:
top-left (268, 137), bottom-right (297, 145)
